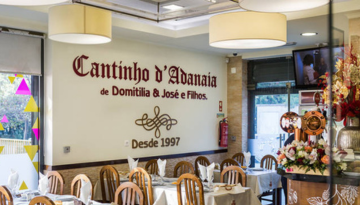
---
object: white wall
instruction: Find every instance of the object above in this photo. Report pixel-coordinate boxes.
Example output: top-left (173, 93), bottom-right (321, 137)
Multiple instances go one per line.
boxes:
top-left (46, 37), bottom-right (227, 166)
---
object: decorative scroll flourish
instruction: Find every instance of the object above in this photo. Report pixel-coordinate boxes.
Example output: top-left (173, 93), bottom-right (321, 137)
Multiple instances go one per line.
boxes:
top-left (135, 106), bottom-right (178, 138)
top-left (306, 185), bottom-right (358, 205)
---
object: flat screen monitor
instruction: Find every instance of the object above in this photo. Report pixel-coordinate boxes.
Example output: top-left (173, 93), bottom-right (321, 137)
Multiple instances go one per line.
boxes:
top-left (292, 46), bottom-right (343, 89)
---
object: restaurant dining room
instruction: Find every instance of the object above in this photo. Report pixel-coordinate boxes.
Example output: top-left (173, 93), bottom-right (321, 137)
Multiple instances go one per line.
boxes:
top-left (0, 0), bottom-right (360, 205)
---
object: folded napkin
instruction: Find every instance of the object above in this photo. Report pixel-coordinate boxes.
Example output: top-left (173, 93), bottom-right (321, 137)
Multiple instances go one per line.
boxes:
top-left (214, 184), bottom-right (244, 194)
top-left (80, 179), bottom-right (91, 205)
top-left (7, 169), bottom-right (19, 191)
top-left (207, 163), bottom-right (215, 182)
top-left (157, 159), bottom-right (166, 177)
top-left (38, 173), bottom-right (49, 195)
top-left (198, 163), bottom-right (207, 180)
top-left (243, 152), bottom-right (251, 167)
top-left (127, 156), bottom-right (139, 172)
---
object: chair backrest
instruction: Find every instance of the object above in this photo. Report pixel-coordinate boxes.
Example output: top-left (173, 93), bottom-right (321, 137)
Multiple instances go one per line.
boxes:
top-left (129, 167), bottom-right (153, 205)
top-left (176, 173), bottom-right (204, 205)
top-left (220, 166), bottom-right (247, 187)
top-left (47, 171), bottom-right (65, 195)
top-left (194, 156), bottom-right (211, 177)
top-left (173, 161), bottom-right (195, 177)
top-left (0, 186), bottom-right (13, 205)
top-left (114, 182), bottom-right (144, 205)
top-left (145, 159), bottom-right (159, 175)
top-left (232, 153), bottom-right (245, 166)
top-left (261, 155), bottom-right (278, 170)
top-left (99, 165), bottom-right (120, 203)
top-left (220, 158), bottom-right (240, 173)
top-left (29, 196), bottom-right (55, 205)
top-left (70, 174), bottom-right (93, 199)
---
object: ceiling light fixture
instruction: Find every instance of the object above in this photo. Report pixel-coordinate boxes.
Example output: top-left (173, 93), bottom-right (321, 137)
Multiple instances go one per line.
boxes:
top-left (301, 32), bottom-right (318, 36)
top-left (162, 5), bottom-right (183, 10)
top-left (209, 12), bottom-right (287, 49)
top-left (48, 4), bottom-right (112, 44)
top-left (238, 0), bottom-right (329, 13)
top-left (0, 0), bottom-right (67, 6)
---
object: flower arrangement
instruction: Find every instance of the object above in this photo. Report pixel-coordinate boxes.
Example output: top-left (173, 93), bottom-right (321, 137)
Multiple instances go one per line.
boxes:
top-left (277, 139), bottom-right (347, 175)
top-left (320, 47), bottom-right (360, 124)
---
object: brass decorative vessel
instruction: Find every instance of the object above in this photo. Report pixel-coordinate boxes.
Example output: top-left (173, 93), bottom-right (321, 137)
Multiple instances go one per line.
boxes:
top-left (337, 116), bottom-right (360, 152)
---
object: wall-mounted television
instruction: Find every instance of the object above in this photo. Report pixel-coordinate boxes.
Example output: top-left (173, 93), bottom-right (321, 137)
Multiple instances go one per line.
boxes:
top-left (292, 46), bottom-right (344, 89)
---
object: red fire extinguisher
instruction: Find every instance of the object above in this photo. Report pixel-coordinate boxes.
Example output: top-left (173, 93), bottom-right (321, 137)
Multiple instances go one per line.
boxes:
top-left (219, 118), bottom-right (228, 147)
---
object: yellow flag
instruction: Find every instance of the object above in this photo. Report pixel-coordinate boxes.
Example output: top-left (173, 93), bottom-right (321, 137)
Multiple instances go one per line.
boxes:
top-left (16, 74), bottom-right (24, 78)
top-left (24, 145), bottom-right (38, 161)
top-left (0, 146), bottom-right (4, 154)
top-left (32, 118), bottom-right (39, 129)
top-left (19, 181), bottom-right (28, 190)
top-left (32, 162), bottom-right (39, 173)
top-left (0, 123), bottom-right (4, 131)
top-left (8, 76), bottom-right (15, 84)
top-left (24, 96), bottom-right (39, 112)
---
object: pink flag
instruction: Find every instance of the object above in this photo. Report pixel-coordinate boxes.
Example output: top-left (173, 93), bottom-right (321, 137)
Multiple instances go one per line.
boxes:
top-left (32, 128), bottom-right (39, 140)
top-left (1, 115), bottom-right (8, 123)
top-left (15, 79), bottom-right (31, 95)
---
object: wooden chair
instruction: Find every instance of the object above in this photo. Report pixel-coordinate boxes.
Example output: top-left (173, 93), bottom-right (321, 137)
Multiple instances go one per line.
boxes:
top-left (220, 158), bottom-right (240, 173)
top-left (259, 155), bottom-right (279, 204)
top-left (29, 196), bottom-right (55, 205)
top-left (261, 155), bottom-right (278, 170)
top-left (173, 161), bottom-right (195, 177)
top-left (232, 153), bottom-right (245, 166)
top-left (129, 167), bottom-right (153, 205)
top-left (194, 156), bottom-right (210, 177)
top-left (145, 159), bottom-right (159, 175)
top-left (114, 182), bottom-right (144, 205)
top-left (70, 174), bottom-right (93, 199)
top-left (47, 171), bottom-right (65, 195)
top-left (0, 186), bottom-right (13, 205)
top-left (100, 165), bottom-right (120, 203)
top-left (176, 173), bottom-right (204, 205)
top-left (220, 166), bottom-right (247, 186)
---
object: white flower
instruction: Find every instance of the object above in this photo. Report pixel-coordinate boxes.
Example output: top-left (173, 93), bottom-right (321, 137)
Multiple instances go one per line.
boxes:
top-left (296, 145), bottom-right (304, 151)
top-left (308, 149), bottom-right (318, 164)
top-left (297, 151), bottom-right (307, 158)
top-left (332, 147), bottom-right (339, 153)
top-left (340, 163), bottom-right (347, 171)
top-left (318, 139), bottom-right (326, 146)
top-left (291, 140), bottom-right (300, 147)
top-left (333, 153), bottom-right (341, 162)
top-left (325, 147), bottom-right (331, 155)
top-left (286, 148), bottom-right (296, 161)
top-left (281, 158), bottom-right (288, 165)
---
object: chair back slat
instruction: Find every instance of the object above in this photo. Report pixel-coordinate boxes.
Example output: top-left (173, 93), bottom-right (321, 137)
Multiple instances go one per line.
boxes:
top-left (100, 165), bottom-right (120, 203)
top-left (0, 186), bottom-right (13, 205)
top-left (220, 159), bottom-right (240, 173)
top-left (176, 173), bottom-right (204, 205)
top-left (29, 196), bottom-right (55, 205)
top-left (173, 161), bottom-right (195, 177)
top-left (194, 156), bottom-right (210, 177)
top-left (47, 171), bottom-right (65, 195)
top-left (114, 182), bottom-right (144, 205)
top-left (260, 155), bottom-right (278, 170)
top-left (220, 166), bottom-right (246, 186)
top-left (129, 167), bottom-right (154, 205)
top-left (70, 174), bottom-right (93, 199)
top-left (232, 153), bottom-right (245, 166)
top-left (145, 159), bottom-right (159, 175)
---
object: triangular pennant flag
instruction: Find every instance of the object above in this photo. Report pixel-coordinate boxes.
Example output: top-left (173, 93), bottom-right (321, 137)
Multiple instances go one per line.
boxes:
top-left (16, 79), bottom-right (31, 95)
top-left (32, 118), bottom-right (39, 129)
top-left (32, 128), bottom-right (39, 140)
top-left (24, 96), bottom-right (39, 112)
top-left (32, 162), bottom-right (39, 173)
top-left (19, 181), bottom-right (28, 190)
top-left (0, 123), bottom-right (4, 131)
top-left (1, 115), bottom-right (8, 123)
top-left (16, 74), bottom-right (24, 78)
top-left (8, 76), bottom-right (15, 84)
top-left (24, 145), bottom-right (38, 161)
top-left (0, 146), bottom-right (4, 154)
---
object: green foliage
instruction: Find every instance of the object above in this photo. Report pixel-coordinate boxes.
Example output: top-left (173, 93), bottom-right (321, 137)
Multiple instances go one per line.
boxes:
top-left (0, 73), bottom-right (32, 139)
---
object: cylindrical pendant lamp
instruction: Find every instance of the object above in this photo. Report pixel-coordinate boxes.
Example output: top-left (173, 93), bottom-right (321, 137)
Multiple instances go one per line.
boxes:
top-left (239, 0), bottom-right (329, 13)
top-left (209, 11), bottom-right (287, 49)
top-left (0, 0), bottom-right (67, 6)
top-left (49, 4), bottom-right (112, 44)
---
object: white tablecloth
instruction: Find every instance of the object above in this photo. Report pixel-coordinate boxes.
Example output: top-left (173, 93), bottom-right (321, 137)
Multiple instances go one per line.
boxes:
top-left (214, 169), bottom-right (282, 196)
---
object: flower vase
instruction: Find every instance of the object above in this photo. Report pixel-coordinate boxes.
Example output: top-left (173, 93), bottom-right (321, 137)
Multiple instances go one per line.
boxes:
top-left (337, 116), bottom-right (360, 152)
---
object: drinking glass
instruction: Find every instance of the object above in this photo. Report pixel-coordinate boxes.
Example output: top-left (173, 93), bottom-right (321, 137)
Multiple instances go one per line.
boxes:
top-left (207, 175), bottom-right (214, 189)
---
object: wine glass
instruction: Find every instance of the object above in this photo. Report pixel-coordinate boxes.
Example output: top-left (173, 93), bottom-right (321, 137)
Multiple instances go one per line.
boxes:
top-left (207, 174), bottom-right (214, 190)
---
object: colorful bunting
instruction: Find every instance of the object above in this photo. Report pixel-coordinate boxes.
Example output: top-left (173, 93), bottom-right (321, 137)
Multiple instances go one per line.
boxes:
top-left (32, 129), bottom-right (39, 140)
top-left (1, 115), bottom-right (8, 123)
top-left (32, 118), bottom-right (39, 129)
top-left (24, 145), bottom-right (38, 161)
top-left (8, 76), bottom-right (15, 84)
top-left (0, 146), bottom-right (4, 154)
top-left (15, 79), bottom-right (31, 95)
top-left (24, 96), bottom-right (39, 112)
top-left (32, 162), bottom-right (39, 173)
top-left (16, 74), bottom-right (24, 78)
top-left (0, 123), bottom-right (4, 131)
top-left (19, 181), bottom-right (28, 190)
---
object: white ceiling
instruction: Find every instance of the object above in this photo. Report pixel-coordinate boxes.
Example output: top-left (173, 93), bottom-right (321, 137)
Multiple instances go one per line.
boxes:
top-left (0, 0), bottom-right (359, 59)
